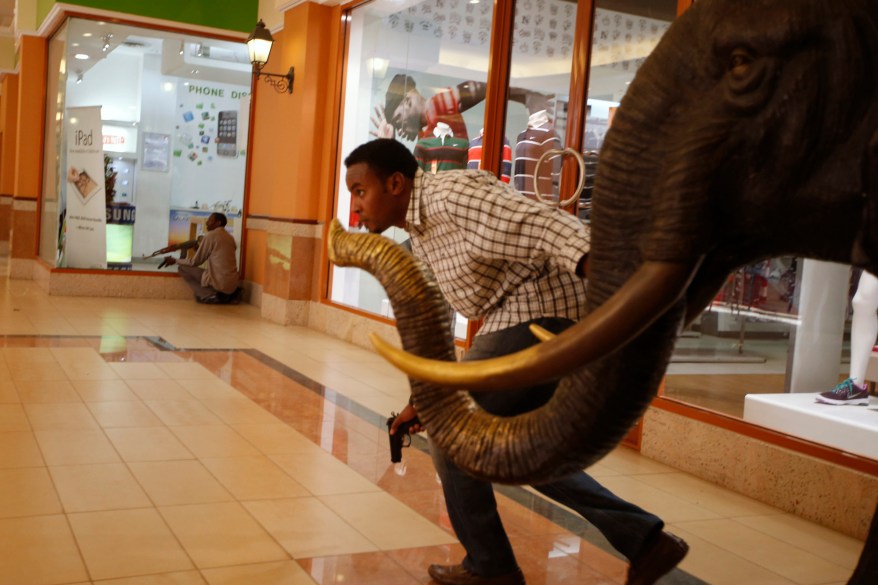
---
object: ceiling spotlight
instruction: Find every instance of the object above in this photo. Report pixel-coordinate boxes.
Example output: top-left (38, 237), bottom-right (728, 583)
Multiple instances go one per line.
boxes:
top-left (76, 72), bottom-right (83, 84)
top-left (196, 43), bottom-right (204, 57)
top-left (179, 41), bottom-right (184, 55)
top-left (101, 33), bottom-right (113, 52)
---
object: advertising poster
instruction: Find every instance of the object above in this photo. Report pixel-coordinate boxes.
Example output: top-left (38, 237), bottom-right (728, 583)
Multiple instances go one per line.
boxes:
top-left (65, 106), bottom-right (107, 269)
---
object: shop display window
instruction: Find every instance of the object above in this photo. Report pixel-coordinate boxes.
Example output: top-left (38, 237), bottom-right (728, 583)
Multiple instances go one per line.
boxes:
top-left (332, 0), bottom-right (495, 337)
top-left (40, 17), bottom-right (251, 271)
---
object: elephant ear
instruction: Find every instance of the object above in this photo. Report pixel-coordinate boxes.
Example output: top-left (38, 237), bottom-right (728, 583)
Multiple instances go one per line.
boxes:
top-left (851, 131), bottom-right (878, 269)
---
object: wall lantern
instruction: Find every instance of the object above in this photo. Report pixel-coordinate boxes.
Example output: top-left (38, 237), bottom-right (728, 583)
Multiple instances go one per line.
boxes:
top-left (247, 20), bottom-right (294, 94)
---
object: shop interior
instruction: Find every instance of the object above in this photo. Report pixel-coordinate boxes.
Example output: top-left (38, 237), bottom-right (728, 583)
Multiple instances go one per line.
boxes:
top-left (40, 17), bottom-right (251, 273)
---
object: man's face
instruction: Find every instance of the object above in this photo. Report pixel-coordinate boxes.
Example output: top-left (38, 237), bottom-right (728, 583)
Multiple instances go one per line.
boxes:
top-left (346, 162), bottom-right (402, 234)
top-left (205, 215), bottom-right (220, 231)
top-left (390, 89), bottom-right (424, 141)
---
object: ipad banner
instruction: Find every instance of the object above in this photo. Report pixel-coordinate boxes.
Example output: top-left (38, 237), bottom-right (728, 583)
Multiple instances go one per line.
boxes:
top-left (65, 106), bottom-right (107, 269)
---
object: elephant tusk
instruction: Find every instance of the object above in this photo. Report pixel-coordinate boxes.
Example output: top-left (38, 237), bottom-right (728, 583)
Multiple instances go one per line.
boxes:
top-left (372, 259), bottom-right (702, 390)
top-left (529, 324), bottom-right (556, 342)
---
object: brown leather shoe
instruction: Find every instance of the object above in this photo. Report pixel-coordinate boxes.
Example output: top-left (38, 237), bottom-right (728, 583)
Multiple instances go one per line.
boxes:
top-left (626, 531), bottom-right (689, 585)
top-left (428, 563), bottom-right (525, 585)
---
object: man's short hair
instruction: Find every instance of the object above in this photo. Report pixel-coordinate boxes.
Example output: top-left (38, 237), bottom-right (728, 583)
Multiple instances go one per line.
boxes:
top-left (384, 74), bottom-right (417, 125)
top-left (209, 212), bottom-right (228, 227)
top-left (344, 139), bottom-right (418, 180)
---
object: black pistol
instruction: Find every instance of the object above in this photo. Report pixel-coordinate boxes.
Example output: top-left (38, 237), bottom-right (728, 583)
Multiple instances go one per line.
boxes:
top-left (386, 413), bottom-right (421, 463)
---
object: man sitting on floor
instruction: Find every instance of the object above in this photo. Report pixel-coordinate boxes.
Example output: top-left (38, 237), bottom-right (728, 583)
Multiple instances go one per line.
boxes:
top-left (160, 212), bottom-right (242, 304)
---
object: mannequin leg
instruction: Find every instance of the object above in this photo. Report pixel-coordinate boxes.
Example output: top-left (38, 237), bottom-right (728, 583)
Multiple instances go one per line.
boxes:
top-left (817, 271), bottom-right (878, 404)
top-left (848, 272), bottom-right (878, 382)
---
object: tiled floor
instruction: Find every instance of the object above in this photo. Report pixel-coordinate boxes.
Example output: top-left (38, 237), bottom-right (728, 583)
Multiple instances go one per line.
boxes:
top-left (0, 265), bottom-right (866, 584)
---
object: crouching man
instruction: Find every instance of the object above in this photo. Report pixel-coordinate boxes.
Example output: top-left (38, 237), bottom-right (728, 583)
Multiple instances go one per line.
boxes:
top-left (160, 212), bottom-right (242, 304)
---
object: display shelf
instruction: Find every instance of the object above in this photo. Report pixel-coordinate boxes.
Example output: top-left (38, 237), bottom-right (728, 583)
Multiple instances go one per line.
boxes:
top-left (743, 393), bottom-right (878, 460)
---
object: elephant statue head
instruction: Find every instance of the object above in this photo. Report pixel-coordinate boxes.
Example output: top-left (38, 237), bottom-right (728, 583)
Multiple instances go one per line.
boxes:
top-left (329, 0), bottom-right (878, 580)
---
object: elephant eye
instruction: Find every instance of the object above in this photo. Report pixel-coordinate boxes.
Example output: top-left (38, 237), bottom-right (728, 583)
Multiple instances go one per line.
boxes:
top-left (728, 48), bottom-right (754, 77)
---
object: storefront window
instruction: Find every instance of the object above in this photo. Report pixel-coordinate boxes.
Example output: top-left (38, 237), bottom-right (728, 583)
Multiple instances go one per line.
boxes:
top-left (40, 17), bottom-right (251, 271)
top-left (332, 0), bottom-right (494, 337)
top-left (504, 0), bottom-right (581, 206)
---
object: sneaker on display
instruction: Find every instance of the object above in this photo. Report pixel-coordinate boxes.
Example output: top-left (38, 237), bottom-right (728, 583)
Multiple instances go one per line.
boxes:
top-left (815, 378), bottom-right (870, 406)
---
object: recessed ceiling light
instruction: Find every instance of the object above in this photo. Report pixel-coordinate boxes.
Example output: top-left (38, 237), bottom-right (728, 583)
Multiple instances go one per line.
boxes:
top-left (74, 53), bottom-right (89, 60)
top-left (82, 32), bottom-right (93, 37)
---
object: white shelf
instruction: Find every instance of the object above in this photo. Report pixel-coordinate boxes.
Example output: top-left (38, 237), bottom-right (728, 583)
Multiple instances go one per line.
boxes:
top-left (743, 393), bottom-right (878, 460)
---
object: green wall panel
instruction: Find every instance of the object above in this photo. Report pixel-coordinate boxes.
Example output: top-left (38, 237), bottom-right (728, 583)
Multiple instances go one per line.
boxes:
top-left (37, 0), bottom-right (258, 33)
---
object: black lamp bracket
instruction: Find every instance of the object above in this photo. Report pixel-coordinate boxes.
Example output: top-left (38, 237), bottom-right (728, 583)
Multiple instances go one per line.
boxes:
top-left (254, 66), bottom-right (294, 94)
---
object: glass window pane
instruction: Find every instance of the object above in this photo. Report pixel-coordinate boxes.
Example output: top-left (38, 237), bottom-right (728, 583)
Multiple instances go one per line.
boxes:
top-left (41, 17), bottom-right (251, 271)
top-left (333, 0), bottom-right (493, 338)
top-left (505, 0), bottom-right (580, 205)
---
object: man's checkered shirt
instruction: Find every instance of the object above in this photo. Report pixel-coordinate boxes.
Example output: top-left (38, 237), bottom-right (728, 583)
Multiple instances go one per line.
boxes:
top-left (406, 169), bottom-right (590, 334)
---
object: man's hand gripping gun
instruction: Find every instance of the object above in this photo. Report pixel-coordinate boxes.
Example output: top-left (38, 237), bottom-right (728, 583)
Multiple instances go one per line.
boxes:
top-left (145, 238), bottom-right (201, 269)
top-left (386, 412), bottom-right (422, 463)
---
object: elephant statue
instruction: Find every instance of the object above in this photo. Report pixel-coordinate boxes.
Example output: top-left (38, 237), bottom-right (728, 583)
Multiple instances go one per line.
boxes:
top-left (328, 0), bottom-right (878, 582)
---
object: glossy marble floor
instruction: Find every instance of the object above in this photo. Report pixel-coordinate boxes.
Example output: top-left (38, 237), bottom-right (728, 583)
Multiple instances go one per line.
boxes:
top-left (0, 268), bottom-right (866, 584)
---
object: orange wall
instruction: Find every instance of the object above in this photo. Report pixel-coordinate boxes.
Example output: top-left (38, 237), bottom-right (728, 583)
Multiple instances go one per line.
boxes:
top-left (0, 74), bottom-right (18, 195)
top-left (247, 3), bottom-right (340, 221)
top-left (244, 2), bottom-right (341, 292)
top-left (14, 35), bottom-right (47, 199)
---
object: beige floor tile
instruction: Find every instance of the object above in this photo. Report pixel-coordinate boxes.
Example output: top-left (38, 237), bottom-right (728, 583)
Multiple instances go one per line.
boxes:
top-left (176, 378), bottom-right (242, 401)
top-left (93, 570), bottom-right (207, 584)
top-left (144, 399), bottom-right (225, 426)
top-left (50, 462), bottom-right (152, 512)
top-left (73, 378), bottom-right (140, 402)
top-left (128, 460), bottom-right (234, 505)
top-left (0, 514), bottom-right (89, 585)
top-left (735, 513), bottom-right (864, 571)
top-left (7, 360), bottom-right (69, 381)
top-left (244, 497), bottom-right (379, 558)
top-left (69, 508), bottom-right (194, 580)
top-left (0, 403), bottom-right (31, 431)
top-left (669, 524), bottom-right (798, 585)
top-left (201, 560), bottom-right (316, 585)
top-left (599, 475), bottom-right (721, 523)
top-left (678, 518), bottom-right (853, 584)
top-left (159, 502), bottom-right (289, 568)
top-left (25, 402), bottom-right (100, 431)
top-left (198, 395), bottom-right (282, 425)
top-left (53, 347), bottom-right (119, 380)
top-left (157, 362), bottom-right (217, 379)
top-left (106, 426), bottom-right (196, 462)
top-left (87, 400), bottom-right (165, 428)
top-left (0, 378), bottom-right (18, 403)
top-left (633, 471), bottom-right (784, 518)
top-left (200, 455), bottom-right (310, 500)
top-left (0, 467), bottom-right (63, 518)
top-left (109, 362), bottom-right (171, 379)
top-left (127, 378), bottom-right (196, 401)
top-left (0, 359), bottom-right (12, 381)
top-left (14, 379), bottom-right (81, 403)
top-left (270, 451), bottom-right (382, 496)
top-left (0, 430), bottom-right (44, 468)
top-left (320, 491), bottom-right (457, 550)
top-left (170, 425), bottom-right (263, 458)
top-left (35, 429), bottom-right (121, 465)
top-left (600, 446), bottom-right (679, 475)
top-left (231, 423), bottom-right (324, 455)
top-left (2, 347), bottom-right (57, 363)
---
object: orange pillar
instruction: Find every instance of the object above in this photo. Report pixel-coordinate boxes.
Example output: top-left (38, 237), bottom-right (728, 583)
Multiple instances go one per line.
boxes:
top-left (245, 3), bottom-right (340, 324)
top-left (10, 35), bottom-right (47, 278)
top-left (0, 74), bottom-right (18, 250)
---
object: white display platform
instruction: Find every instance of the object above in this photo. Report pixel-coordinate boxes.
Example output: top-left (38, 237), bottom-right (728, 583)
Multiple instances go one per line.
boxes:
top-left (743, 393), bottom-right (878, 460)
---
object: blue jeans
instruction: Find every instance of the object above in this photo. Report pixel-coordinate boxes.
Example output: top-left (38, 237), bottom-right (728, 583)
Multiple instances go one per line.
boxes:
top-left (430, 317), bottom-right (663, 577)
